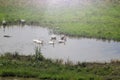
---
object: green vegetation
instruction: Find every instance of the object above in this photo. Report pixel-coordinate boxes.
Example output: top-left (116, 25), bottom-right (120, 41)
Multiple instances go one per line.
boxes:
top-left (0, 50), bottom-right (120, 80)
top-left (0, 0), bottom-right (120, 41)
top-left (0, 0), bottom-right (120, 79)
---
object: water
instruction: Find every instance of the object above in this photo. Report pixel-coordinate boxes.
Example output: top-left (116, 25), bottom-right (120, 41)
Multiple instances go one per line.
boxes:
top-left (0, 25), bottom-right (120, 63)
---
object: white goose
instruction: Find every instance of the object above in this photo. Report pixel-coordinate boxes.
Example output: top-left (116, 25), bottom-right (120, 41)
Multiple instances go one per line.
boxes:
top-left (48, 40), bottom-right (55, 44)
top-left (2, 20), bottom-right (7, 26)
top-left (20, 19), bottom-right (25, 23)
top-left (51, 35), bottom-right (56, 40)
top-left (33, 39), bottom-right (43, 44)
top-left (58, 40), bottom-right (65, 43)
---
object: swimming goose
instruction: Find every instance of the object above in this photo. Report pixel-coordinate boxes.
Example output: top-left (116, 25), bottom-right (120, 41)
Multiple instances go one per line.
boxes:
top-left (33, 39), bottom-right (43, 44)
top-left (51, 35), bottom-right (56, 40)
top-left (58, 40), bottom-right (65, 43)
top-left (49, 40), bottom-right (55, 44)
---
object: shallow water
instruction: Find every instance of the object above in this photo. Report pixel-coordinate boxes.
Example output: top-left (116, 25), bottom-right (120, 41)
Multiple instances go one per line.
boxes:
top-left (0, 25), bottom-right (120, 62)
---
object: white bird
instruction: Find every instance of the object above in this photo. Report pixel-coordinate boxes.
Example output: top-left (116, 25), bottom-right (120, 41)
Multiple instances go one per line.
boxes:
top-left (2, 20), bottom-right (7, 26)
top-left (33, 39), bottom-right (38, 43)
top-left (48, 40), bottom-right (55, 44)
top-left (51, 35), bottom-right (56, 40)
top-left (2, 20), bottom-right (6, 24)
top-left (20, 19), bottom-right (25, 23)
top-left (58, 40), bottom-right (65, 43)
top-left (33, 39), bottom-right (43, 44)
top-left (20, 19), bottom-right (26, 25)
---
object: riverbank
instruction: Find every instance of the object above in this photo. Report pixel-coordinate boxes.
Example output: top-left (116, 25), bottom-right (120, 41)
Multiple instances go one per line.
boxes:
top-left (0, 51), bottom-right (120, 80)
top-left (0, 0), bottom-right (120, 41)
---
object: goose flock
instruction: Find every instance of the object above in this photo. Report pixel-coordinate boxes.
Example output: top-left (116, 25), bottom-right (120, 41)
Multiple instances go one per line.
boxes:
top-left (33, 35), bottom-right (67, 46)
top-left (1, 20), bottom-right (67, 46)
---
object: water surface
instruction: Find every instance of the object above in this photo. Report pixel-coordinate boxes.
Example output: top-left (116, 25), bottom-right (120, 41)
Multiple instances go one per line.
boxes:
top-left (0, 25), bottom-right (120, 62)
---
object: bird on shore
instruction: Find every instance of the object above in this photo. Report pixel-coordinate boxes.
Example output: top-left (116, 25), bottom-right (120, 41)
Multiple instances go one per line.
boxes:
top-left (2, 20), bottom-right (7, 27)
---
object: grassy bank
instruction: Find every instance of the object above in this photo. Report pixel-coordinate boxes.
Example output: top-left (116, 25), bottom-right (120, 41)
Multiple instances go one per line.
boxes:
top-left (0, 50), bottom-right (120, 80)
top-left (0, 0), bottom-right (120, 41)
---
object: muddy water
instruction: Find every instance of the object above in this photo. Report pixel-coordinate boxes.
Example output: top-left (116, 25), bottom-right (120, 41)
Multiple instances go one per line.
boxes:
top-left (0, 25), bottom-right (120, 62)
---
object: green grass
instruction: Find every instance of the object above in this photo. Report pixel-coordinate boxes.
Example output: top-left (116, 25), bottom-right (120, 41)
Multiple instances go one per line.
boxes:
top-left (0, 0), bottom-right (120, 41)
top-left (0, 52), bottom-right (120, 80)
top-left (0, 1), bottom-right (120, 79)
